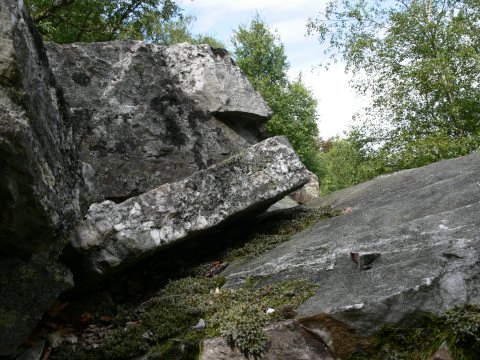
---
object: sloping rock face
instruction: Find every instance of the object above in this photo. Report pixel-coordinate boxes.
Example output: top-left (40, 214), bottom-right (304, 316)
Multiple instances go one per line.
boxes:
top-left (0, 0), bottom-right (79, 355)
top-left (223, 152), bottom-right (480, 354)
top-left (73, 136), bottom-right (310, 279)
top-left (46, 41), bottom-right (271, 201)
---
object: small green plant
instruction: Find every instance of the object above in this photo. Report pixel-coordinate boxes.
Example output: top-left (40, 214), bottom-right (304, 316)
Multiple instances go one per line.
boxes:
top-left (219, 303), bottom-right (269, 358)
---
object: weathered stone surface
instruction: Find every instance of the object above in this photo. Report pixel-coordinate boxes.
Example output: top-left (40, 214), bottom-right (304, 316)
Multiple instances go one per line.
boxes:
top-left (0, 0), bottom-right (81, 258)
top-left (46, 41), bottom-right (270, 201)
top-left (0, 0), bottom-right (79, 355)
top-left (201, 319), bottom-right (335, 360)
top-left (72, 136), bottom-right (309, 278)
top-left (224, 152), bottom-right (480, 341)
top-left (290, 170), bottom-right (320, 204)
top-left (163, 43), bottom-right (271, 121)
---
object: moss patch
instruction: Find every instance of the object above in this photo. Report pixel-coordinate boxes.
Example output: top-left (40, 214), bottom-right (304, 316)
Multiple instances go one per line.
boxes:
top-left (348, 304), bottom-right (480, 360)
top-left (56, 277), bottom-right (316, 359)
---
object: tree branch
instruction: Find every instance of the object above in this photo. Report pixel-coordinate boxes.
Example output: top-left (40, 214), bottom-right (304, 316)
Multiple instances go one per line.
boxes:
top-left (33, 0), bottom-right (76, 23)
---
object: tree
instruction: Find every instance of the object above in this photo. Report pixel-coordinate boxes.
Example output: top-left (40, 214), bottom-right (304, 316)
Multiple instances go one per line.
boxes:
top-left (25, 0), bottom-right (224, 47)
top-left (126, 14), bottom-right (225, 47)
top-left (318, 135), bottom-right (383, 194)
top-left (308, 0), bottom-right (480, 172)
top-left (232, 15), bottom-right (324, 177)
top-left (25, 0), bottom-right (180, 43)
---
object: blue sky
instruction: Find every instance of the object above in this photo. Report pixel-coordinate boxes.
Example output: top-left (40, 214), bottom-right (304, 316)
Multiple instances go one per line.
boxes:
top-left (177, 0), bottom-right (367, 138)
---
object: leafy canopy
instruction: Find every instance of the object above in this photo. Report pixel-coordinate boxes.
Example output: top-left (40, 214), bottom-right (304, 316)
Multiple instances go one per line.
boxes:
top-left (25, 0), bottom-right (179, 43)
top-left (309, 0), bottom-right (480, 176)
top-left (25, 0), bottom-right (224, 47)
top-left (232, 15), bottom-right (324, 178)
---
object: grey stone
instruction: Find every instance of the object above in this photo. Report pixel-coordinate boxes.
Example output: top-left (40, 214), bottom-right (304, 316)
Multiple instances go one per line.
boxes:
top-left (72, 136), bottom-right (310, 278)
top-left (350, 252), bottom-right (381, 270)
top-left (163, 43), bottom-right (271, 121)
top-left (0, 0), bottom-right (82, 258)
top-left (267, 196), bottom-right (299, 212)
top-left (223, 151), bottom-right (480, 337)
top-left (290, 170), bottom-right (320, 204)
top-left (46, 41), bottom-right (270, 201)
top-left (0, 0), bottom-right (79, 355)
top-left (200, 319), bottom-right (334, 360)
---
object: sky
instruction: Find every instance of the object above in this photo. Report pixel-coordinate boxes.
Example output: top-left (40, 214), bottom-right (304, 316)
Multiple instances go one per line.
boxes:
top-left (177, 0), bottom-right (368, 138)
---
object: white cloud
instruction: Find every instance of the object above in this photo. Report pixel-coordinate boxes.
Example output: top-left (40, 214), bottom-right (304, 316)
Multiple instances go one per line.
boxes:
top-left (269, 17), bottom-right (310, 44)
top-left (289, 64), bottom-right (368, 138)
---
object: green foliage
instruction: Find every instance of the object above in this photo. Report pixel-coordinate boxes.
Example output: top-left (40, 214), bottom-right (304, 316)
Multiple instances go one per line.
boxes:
top-left (25, 0), bottom-right (180, 43)
top-left (444, 304), bottom-right (480, 349)
top-left (348, 304), bottom-right (480, 360)
top-left (232, 14), bottom-right (288, 89)
top-left (232, 15), bottom-right (324, 178)
top-left (127, 13), bottom-right (225, 48)
top-left (25, 0), bottom-right (224, 47)
top-left (309, 0), bottom-right (480, 176)
top-left (319, 137), bottom-right (381, 194)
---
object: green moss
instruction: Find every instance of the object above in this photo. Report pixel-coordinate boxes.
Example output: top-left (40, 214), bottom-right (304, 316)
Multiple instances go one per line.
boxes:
top-left (223, 206), bottom-right (340, 264)
top-left (219, 303), bottom-right (269, 358)
top-left (348, 304), bottom-right (480, 360)
top-left (68, 277), bottom-right (317, 359)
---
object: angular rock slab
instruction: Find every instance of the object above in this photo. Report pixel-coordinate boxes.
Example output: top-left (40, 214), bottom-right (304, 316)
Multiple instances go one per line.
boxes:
top-left (46, 41), bottom-right (271, 201)
top-left (224, 151), bottom-right (480, 339)
top-left (73, 136), bottom-right (310, 277)
top-left (163, 43), bottom-right (271, 121)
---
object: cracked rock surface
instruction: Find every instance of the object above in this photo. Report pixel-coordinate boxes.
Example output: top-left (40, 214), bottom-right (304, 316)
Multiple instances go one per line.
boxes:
top-left (224, 151), bottom-right (480, 335)
top-left (73, 136), bottom-right (310, 279)
top-left (46, 41), bottom-right (270, 201)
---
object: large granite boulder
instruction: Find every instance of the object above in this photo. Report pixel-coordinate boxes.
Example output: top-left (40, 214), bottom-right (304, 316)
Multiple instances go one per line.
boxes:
top-left (46, 41), bottom-right (271, 202)
top-left (72, 137), bottom-right (310, 279)
top-left (223, 151), bottom-right (480, 356)
top-left (0, 0), bottom-right (80, 355)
